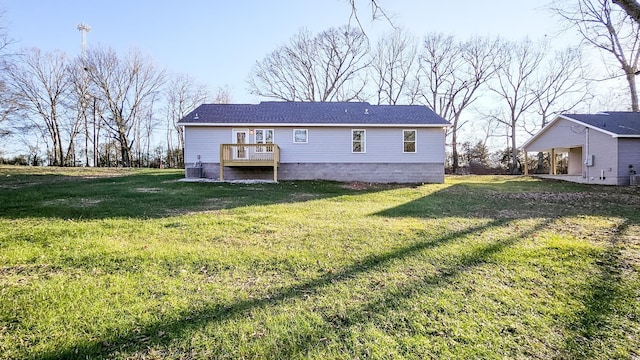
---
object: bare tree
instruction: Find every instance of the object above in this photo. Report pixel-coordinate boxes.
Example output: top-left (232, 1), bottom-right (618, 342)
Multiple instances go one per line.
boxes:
top-left (412, 34), bottom-right (502, 172)
top-left (135, 92), bottom-right (159, 167)
top-left (67, 57), bottom-right (96, 166)
top-left (411, 34), bottom-right (460, 116)
top-left (370, 29), bottom-right (418, 105)
top-left (0, 78), bottom-right (22, 137)
top-left (0, 9), bottom-right (17, 138)
top-left (552, 0), bottom-right (640, 111)
top-left (346, 0), bottom-right (394, 32)
top-left (213, 85), bottom-right (232, 104)
top-left (532, 47), bottom-right (590, 130)
top-left (4, 48), bottom-right (78, 166)
top-left (612, 0), bottom-right (640, 24)
top-left (0, 9), bottom-right (11, 56)
top-left (85, 47), bottom-right (166, 167)
top-left (526, 47), bottom-right (591, 172)
top-left (248, 26), bottom-right (370, 102)
top-left (164, 73), bottom-right (209, 167)
top-left (489, 39), bottom-right (546, 174)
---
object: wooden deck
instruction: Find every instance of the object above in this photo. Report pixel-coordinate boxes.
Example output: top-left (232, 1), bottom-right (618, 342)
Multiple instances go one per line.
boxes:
top-left (219, 144), bottom-right (280, 181)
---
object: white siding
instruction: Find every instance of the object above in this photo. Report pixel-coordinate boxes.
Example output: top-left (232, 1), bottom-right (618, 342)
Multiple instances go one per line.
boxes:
top-left (618, 138), bottom-right (640, 181)
top-left (584, 129), bottom-right (619, 184)
top-left (525, 118), bottom-right (586, 151)
top-left (184, 126), bottom-right (226, 164)
top-left (184, 126), bottom-right (446, 165)
top-left (525, 118), bottom-right (625, 185)
top-left (278, 127), bottom-right (445, 163)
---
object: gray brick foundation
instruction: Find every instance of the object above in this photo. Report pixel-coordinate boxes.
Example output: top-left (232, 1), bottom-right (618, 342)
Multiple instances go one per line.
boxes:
top-left (191, 162), bottom-right (444, 183)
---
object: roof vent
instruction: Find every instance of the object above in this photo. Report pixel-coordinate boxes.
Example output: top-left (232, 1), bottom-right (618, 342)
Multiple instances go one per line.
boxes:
top-left (193, 113), bottom-right (199, 120)
top-left (345, 109), bottom-right (348, 114)
top-left (364, 108), bottom-right (369, 115)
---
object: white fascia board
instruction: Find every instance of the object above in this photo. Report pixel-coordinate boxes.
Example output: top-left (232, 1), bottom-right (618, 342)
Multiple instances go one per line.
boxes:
top-left (178, 122), bottom-right (451, 128)
top-left (560, 114), bottom-right (621, 138)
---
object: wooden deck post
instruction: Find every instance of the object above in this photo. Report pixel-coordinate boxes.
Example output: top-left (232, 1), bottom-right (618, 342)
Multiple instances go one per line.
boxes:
top-left (219, 144), bottom-right (224, 181)
top-left (273, 145), bottom-right (279, 182)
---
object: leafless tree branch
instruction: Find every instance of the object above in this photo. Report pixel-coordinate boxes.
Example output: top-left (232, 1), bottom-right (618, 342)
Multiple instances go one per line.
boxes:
top-left (248, 26), bottom-right (370, 102)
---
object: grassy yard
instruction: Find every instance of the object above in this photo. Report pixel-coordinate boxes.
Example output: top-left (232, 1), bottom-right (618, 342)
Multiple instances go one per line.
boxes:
top-left (0, 166), bottom-right (638, 359)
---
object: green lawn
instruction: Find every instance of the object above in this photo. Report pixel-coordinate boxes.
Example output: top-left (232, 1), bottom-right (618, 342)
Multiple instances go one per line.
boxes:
top-left (0, 166), bottom-right (638, 359)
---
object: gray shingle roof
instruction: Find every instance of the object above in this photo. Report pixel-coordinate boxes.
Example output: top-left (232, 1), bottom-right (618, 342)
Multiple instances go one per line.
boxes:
top-left (564, 112), bottom-right (640, 136)
top-left (178, 102), bottom-right (451, 126)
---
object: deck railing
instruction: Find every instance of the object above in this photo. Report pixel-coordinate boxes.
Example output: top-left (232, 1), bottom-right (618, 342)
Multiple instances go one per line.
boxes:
top-left (219, 143), bottom-right (280, 181)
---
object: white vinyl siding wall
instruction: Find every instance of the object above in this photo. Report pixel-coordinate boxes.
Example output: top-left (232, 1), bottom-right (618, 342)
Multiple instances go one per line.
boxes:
top-left (617, 138), bottom-right (640, 179)
top-left (523, 118), bottom-right (628, 185)
top-left (277, 127), bottom-right (444, 163)
top-left (585, 129), bottom-right (618, 169)
top-left (184, 126), bottom-right (225, 164)
top-left (524, 119), bottom-right (586, 151)
top-left (184, 126), bottom-right (446, 165)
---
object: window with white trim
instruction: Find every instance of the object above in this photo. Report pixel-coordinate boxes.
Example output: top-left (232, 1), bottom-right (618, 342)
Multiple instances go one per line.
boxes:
top-left (255, 129), bottom-right (274, 152)
top-left (293, 129), bottom-right (308, 143)
top-left (352, 129), bottom-right (366, 153)
top-left (403, 129), bottom-right (416, 153)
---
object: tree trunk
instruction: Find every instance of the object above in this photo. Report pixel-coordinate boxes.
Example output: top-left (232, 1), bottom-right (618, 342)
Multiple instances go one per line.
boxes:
top-left (612, 0), bottom-right (640, 24)
top-left (511, 124), bottom-right (519, 174)
top-left (450, 114), bottom-right (460, 173)
top-left (536, 152), bottom-right (544, 173)
top-left (626, 70), bottom-right (639, 111)
top-left (451, 131), bottom-right (459, 174)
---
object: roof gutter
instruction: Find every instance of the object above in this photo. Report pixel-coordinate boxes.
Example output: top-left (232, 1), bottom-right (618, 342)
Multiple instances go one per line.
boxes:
top-left (177, 122), bottom-right (451, 128)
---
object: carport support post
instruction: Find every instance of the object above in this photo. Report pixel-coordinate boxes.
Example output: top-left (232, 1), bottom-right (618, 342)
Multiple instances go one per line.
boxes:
top-left (550, 148), bottom-right (556, 175)
top-left (524, 152), bottom-right (529, 175)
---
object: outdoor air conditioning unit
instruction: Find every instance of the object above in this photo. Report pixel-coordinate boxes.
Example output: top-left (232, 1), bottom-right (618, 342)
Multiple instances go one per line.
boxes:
top-left (631, 174), bottom-right (640, 186)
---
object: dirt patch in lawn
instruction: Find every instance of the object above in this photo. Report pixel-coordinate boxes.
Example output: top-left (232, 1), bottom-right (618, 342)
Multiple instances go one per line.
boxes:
top-left (289, 192), bottom-right (320, 201)
top-left (340, 182), bottom-right (410, 191)
top-left (135, 187), bottom-right (163, 193)
top-left (41, 198), bottom-right (103, 208)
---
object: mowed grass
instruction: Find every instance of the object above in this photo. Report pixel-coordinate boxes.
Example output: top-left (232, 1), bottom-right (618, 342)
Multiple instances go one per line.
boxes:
top-left (0, 166), bottom-right (639, 359)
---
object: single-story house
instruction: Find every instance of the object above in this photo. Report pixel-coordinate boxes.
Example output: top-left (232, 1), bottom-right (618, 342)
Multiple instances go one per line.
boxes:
top-left (177, 101), bottom-right (451, 183)
top-left (521, 111), bottom-right (640, 186)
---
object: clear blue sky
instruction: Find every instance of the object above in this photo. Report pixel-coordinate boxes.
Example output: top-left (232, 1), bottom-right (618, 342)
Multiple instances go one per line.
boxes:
top-left (3, 0), bottom-right (560, 104)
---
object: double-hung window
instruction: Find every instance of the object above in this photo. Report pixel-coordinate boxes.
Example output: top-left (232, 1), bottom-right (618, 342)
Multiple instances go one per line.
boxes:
top-left (352, 129), bottom-right (366, 153)
top-left (403, 130), bottom-right (417, 153)
top-left (255, 129), bottom-right (274, 152)
top-left (293, 129), bottom-right (308, 143)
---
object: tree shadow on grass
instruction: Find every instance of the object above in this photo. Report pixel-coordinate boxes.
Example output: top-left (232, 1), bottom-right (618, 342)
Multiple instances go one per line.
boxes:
top-left (376, 182), bottom-right (640, 358)
top-left (375, 180), bottom-right (640, 220)
top-left (0, 171), bottom-right (396, 220)
top-left (15, 179), bottom-right (640, 358)
top-left (560, 219), bottom-right (640, 358)
top-left (35, 216), bottom-right (515, 359)
top-left (270, 218), bottom-right (553, 358)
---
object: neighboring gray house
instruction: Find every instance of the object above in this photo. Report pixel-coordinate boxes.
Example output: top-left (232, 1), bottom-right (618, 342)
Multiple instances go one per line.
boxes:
top-left (521, 112), bottom-right (640, 186)
top-left (177, 102), bottom-right (451, 183)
